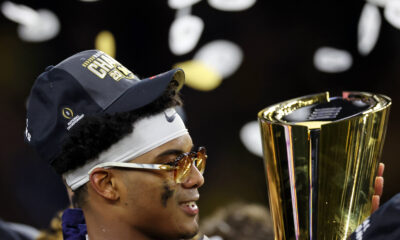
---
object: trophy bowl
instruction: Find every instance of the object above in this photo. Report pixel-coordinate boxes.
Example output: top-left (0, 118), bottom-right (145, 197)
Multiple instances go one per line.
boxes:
top-left (258, 91), bottom-right (391, 240)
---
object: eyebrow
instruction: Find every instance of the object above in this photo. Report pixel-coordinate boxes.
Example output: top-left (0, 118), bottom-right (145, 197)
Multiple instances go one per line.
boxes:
top-left (156, 145), bottom-right (195, 160)
top-left (156, 149), bottom-right (185, 159)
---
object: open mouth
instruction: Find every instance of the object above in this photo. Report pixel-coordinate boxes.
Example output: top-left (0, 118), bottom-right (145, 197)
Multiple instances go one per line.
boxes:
top-left (179, 201), bottom-right (199, 216)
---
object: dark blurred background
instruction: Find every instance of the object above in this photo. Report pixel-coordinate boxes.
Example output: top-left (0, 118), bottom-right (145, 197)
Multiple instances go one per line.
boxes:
top-left (0, 0), bottom-right (399, 230)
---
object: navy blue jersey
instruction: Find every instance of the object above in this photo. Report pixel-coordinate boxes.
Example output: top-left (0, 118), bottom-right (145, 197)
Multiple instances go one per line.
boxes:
top-left (350, 193), bottom-right (400, 240)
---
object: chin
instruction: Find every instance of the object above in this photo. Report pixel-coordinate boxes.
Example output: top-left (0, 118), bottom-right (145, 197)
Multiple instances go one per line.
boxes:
top-left (178, 219), bottom-right (200, 239)
top-left (148, 224), bottom-right (199, 240)
top-left (159, 226), bottom-right (198, 240)
top-left (178, 230), bottom-right (199, 240)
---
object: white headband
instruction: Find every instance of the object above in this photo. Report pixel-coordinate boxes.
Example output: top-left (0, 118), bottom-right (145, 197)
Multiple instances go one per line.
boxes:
top-left (64, 108), bottom-right (188, 190)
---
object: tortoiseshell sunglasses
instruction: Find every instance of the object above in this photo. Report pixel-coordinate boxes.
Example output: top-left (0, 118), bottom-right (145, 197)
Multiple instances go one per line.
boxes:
top-left (88, 147), bottom-right (207, 183)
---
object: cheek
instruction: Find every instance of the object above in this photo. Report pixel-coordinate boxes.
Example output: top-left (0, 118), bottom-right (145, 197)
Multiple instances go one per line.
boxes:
top-left (123, 174), bottom-right (177, 209)
top-left (161, 181), bottom-right (176, 207)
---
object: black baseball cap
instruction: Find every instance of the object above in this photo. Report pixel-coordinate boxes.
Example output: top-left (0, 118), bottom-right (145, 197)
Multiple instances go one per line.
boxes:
top-left (25, 50), bottom-right (185, 164)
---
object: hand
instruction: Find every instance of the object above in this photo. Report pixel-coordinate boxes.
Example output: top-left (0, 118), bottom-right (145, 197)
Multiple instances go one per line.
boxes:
top-left (371, 163), bottom-right (384, 213)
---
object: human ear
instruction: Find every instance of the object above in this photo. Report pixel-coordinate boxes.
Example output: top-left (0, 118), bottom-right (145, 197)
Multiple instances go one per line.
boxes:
top-left (89, 169), bottom-right (120, 201)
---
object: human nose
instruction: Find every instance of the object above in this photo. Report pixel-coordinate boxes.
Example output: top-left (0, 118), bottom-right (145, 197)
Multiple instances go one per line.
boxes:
top-left (181, 164), bottom-right (204, 189)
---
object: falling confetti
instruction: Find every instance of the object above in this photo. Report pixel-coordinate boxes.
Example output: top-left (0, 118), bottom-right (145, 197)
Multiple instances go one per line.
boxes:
top-left (208, 0), bottom-right (256, 11)
top-left (173, 40), bottom-right (242, 91)
top-left (174, 60), bottom-right (223, 91)
top-left (314, 47), bottom-right (353, 73)
top-left (169, 15), bottom-right (204, 55)
top-left (384, 0), bottom-right (400, 29)
top-left (239, 121), bottom-right (263, 157)
top-left (194, 40), bottom-right (243, 78)
top-left (358, 3), bottom-right (381, 56)
top-left (168, 0), bottom-right (202, 9)
top-left (1, 1), bottom-right (60, 42)
top-left (367, 0), bottom-right (389, 7)
top-left (95, 30), bottom-right (116, 58)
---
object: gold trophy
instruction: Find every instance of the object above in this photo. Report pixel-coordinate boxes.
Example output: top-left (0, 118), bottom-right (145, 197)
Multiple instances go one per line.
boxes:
top-left (258, 91), bottom-right (391, 240)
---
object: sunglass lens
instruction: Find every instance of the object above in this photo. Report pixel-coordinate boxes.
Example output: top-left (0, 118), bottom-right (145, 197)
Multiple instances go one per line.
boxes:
top-left (176, 155), bottom-right (191, 183)
top-left (175, 147), bottom-right (207, 183)
top-left (196, 147), bottom-right (207, 174)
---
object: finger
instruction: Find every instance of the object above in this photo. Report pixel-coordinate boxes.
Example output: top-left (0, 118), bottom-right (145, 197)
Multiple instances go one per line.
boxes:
top-left (371, 195), bottom-right (380, 214)
top-left (377, 163), bottom-right (385, 177)
top-left (374, 176), bottom-right (384, 197)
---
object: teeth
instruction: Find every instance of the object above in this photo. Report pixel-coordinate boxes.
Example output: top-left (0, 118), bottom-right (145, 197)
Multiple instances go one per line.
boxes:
top-left (185, 201), bottom-right (195, 207)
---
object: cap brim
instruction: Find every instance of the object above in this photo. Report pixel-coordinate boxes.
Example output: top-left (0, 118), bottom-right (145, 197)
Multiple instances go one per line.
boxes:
top-left (104, 68), bottom-right (185, 114)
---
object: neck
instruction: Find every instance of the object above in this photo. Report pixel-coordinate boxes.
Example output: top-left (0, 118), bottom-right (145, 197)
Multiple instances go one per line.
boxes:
top-left (83, 207), bottom-right (154, 240)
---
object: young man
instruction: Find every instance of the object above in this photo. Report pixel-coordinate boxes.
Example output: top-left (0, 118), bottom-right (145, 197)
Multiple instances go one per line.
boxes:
top-left (24, 50), bottom-right (385, 240)
top-left (25, 50), bottom-right (207, 240)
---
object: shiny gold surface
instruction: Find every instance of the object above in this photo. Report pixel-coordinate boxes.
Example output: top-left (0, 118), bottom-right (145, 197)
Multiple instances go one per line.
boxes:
top-left (258, 92), bottom-right (391, 240)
